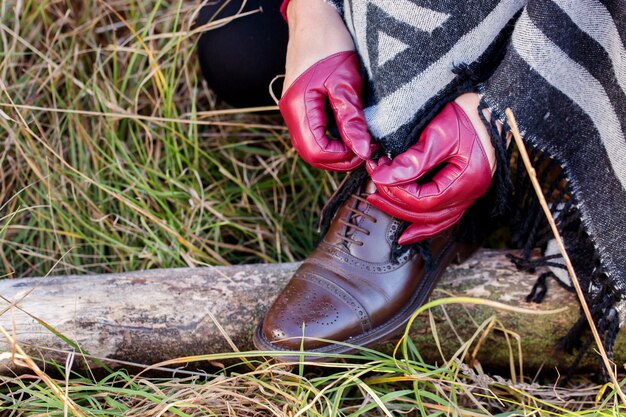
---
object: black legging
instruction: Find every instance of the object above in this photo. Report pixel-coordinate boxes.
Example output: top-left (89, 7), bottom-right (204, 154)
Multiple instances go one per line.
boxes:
top-left (196, 0), bottom-right (288, 108)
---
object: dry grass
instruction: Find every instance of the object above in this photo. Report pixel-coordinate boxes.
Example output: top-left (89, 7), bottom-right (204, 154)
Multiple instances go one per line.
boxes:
top-left (0, 0), bottom-right (340, 278)
top-left (0, 318), bottom-right (623, 416)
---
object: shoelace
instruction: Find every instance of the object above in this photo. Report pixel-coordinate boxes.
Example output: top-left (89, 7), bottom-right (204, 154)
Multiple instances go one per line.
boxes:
top-left (336, 193), bottom-right (377, 246)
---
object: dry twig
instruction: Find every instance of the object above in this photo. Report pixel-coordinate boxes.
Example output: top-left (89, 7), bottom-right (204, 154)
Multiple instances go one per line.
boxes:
top-left (505, 107), bottom-right (626, 407)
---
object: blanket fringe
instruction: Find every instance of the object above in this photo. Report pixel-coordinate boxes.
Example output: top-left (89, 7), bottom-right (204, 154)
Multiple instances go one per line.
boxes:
top-left (479, 97), bottom-right (623, 380)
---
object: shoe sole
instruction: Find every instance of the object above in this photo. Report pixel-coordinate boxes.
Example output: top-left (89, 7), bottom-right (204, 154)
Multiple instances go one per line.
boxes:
top-left (252, 238), bottom-right (474, 362)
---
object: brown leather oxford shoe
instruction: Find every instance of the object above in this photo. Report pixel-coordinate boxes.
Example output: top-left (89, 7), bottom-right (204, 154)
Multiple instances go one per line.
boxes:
top-left (253, 180), bottom-right (474, 359)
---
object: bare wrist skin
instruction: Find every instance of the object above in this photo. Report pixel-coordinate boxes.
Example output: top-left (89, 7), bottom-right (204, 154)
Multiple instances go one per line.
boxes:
top-left (283, 0), bottom-right (355, 93)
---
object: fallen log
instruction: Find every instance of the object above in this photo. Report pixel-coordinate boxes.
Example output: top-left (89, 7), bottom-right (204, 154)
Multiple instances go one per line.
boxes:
top-left (0, 249), bottom-right (622, 375)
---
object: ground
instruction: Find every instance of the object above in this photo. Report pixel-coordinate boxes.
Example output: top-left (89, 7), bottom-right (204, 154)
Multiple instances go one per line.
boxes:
top-left (0, 0), bottom-right (624, 415)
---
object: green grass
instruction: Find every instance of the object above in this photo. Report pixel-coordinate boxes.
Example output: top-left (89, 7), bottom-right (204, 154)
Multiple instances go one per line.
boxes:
top-left (0, 337), bottom-right (623, 416)
top-left (0, 0), bottom-right (340, 277)
top-left (0, 0), bottom-right (624, 415)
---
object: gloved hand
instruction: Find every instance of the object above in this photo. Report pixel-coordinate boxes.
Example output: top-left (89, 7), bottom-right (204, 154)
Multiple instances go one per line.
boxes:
top-left (366, 101), bottom-right (495, 245)
top-left (279, 0), bottom-right (374, 171)
top-left (279, 51), bottom-right (373, 171)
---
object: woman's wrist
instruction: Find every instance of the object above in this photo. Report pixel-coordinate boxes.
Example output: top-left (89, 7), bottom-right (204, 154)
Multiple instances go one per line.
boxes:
top-left (286, 0), bottom-right (333, 23)
top-left (282, 0), bottom-right (354, 92)
top-left (286, 0), bottom-right (348, 41)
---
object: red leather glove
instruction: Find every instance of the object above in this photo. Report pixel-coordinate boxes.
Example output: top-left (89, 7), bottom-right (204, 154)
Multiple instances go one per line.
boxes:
top-left (279, 51), bottom-right (374, 171)
top-left (366, 102), bottom-right (493, 245)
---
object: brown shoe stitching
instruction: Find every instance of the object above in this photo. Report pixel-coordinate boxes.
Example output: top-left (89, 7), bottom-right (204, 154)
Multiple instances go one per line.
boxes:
top-left (317, 242), bottom-right (412, 273)
top-left (297, 273), bottom-right (373, 332)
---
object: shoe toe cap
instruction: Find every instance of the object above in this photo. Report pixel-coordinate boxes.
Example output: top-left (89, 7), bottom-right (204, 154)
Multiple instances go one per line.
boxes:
top-left (261, 274), bottom-right (367, 351)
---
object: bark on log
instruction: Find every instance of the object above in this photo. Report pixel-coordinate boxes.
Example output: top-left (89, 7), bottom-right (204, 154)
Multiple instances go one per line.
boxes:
top-left (0, 249), bottom-right (622, 375)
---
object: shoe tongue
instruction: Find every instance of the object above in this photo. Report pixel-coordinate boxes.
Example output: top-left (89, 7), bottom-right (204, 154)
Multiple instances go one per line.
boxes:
top-left (351, 180), bottom-right (377, 225)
